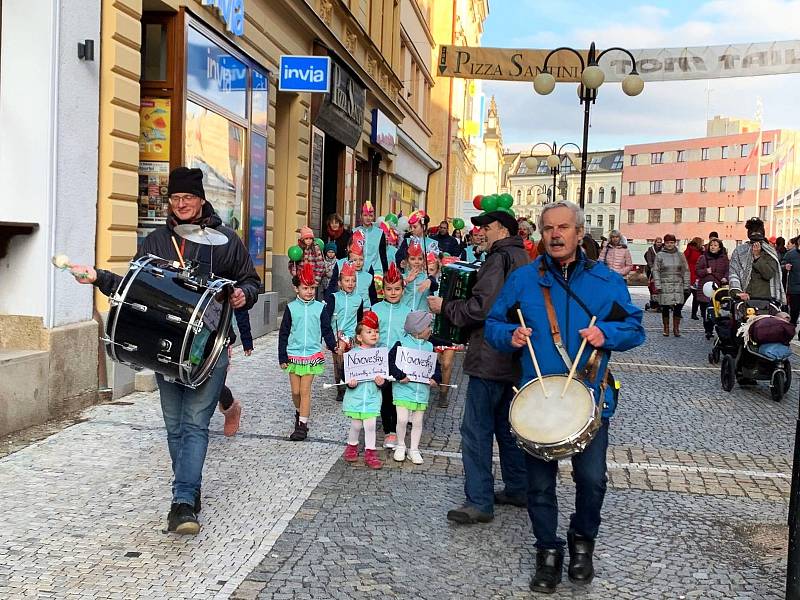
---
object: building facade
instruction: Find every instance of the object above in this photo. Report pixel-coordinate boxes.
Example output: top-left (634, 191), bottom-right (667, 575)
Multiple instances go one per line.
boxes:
top-left (620, 117), bottom-right (790, 246)
top-left (428, 0), bottom-right (489, 222)
top-left (506, 150), bottom-right (623, 236)
top-left (471, 96), bottom-right (504, 199)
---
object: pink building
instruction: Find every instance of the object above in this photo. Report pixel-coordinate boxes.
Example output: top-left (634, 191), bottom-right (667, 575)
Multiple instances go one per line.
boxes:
top-left (621, 119), bottom-right (784, 245)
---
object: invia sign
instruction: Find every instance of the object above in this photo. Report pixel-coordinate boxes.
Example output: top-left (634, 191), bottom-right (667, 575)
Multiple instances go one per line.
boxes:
top-left (201, 0), bottom-right (245, 37)
top-left (279, 56), bottom-right (331, 93)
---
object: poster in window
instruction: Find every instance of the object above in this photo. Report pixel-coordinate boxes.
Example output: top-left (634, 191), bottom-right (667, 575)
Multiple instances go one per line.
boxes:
top-left (139, 98), bottom-right (171, 161)
top-left (184, 101), bottom-right (245, 238)
top-left (249, 133), bottom-right (267, 273)
top-left (137, 160), bottom-right (170, 226)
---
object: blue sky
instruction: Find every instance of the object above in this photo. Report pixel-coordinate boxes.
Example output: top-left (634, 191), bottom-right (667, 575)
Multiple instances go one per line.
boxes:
top-left (480, 0), bottom-right (800, 151)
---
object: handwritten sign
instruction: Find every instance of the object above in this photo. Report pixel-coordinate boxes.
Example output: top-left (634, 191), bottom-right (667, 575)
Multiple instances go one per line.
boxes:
top-left (396, 347), bottom-right (437, 384)
top-left (344, 347), bottom-right (389, 382)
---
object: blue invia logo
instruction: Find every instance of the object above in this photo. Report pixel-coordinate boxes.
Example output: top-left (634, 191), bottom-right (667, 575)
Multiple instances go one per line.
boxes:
top-left (279, 56), bottom-right (331, 93)
top-left (201, 0), bottom-right (245, 37)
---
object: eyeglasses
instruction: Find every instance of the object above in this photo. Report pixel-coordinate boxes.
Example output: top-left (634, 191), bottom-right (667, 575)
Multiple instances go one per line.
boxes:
top-left (169, 194), bottom-right (201, 205)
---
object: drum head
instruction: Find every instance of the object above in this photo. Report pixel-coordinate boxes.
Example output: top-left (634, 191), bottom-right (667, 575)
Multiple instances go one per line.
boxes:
top-left (184, 286), bottom-right (232, 385)
top-left (510, 375), bottom-right (595, 445)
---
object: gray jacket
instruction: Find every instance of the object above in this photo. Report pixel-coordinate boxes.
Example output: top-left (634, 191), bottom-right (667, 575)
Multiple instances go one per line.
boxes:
top-left (653, 248), bottom-right (690, 306)
top-left (442, 236), bottom-right (529, 383)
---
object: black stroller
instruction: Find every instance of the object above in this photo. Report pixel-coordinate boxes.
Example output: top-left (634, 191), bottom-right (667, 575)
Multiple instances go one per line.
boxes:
top-left (708, 289), bottom-right (792, 402)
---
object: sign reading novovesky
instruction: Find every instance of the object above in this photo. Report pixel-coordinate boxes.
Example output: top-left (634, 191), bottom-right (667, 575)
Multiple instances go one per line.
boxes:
top-left (437, 40), bottom-right (800, 83)
top-left (279, 56), bottom-right (331, 93)
top-left (395, 347), bottom-right (437, 384)
top-left (344, 347), bottom-right (389, 383)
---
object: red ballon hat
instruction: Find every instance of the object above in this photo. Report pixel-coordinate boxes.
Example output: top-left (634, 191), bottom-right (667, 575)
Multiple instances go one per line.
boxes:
top-left (407, 241), bottom-right (423, 257)
top-left (340, 261), bottom-right (357, 278)
top-left (298, 262), bottom-right (316, 287)
top-left (360, 310), bottom-right (380, 330)
top-left (383, 262), bottom-right (403, 285)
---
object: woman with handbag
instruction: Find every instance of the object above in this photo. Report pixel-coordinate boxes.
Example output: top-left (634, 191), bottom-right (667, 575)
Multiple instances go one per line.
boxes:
top-left (653, 234), bottom-right (690, 337)
top-left (695, 239), bottom-right (729, 339)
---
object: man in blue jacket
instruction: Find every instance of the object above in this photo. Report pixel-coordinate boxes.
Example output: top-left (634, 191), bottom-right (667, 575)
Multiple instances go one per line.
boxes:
top-left (485, 200), bottom-right (645, 594)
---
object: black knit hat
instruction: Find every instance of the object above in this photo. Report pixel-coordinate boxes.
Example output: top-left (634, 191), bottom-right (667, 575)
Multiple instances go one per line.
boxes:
top-left (168, 167), bottom-right (206, 199)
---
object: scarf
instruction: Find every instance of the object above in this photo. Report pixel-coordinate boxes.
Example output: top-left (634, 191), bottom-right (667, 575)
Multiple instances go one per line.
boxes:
top-left (327, 224), bottom-right (344, 240)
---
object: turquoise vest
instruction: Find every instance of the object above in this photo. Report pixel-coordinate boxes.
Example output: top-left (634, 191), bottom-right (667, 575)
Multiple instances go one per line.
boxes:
top-left (342, 351), bottom-right (384, 416)
top-left (331, 290), bottom-right (361, 338)
top-left (336, 257), bottom-right (373, 309)
top-left (372, 300), bottom-right (411, 348)
top-left (410, 235), bottom-right (439, 256)
top-left (286, 297), bottom-right (324, 358)
top-left (463, 245), bottom-right (484, 263)
top-left (392, 336), bottom-right (435, 405)
top-left (402, 270), bottom-right (431, 312)
top-left (386, 245), bottom-right (398, 265)
top-left (354, 224), bottom-right (385, 275)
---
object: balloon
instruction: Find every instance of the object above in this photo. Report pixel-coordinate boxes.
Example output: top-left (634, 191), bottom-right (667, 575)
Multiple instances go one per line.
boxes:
top-left (499, 207), bottom-right (516, 217)
top-left (397, 216), bottom-right (410, 232)
top-left (385, 213), bottom-right (398, 226)
top-left (498, 193), bottom-right (514, 209)
top-left (481, 195), bottom-right (498, 212)
top-left (452, 217), bottom-right (465, 230)
top-left (288, 245), bottom-right (303, 261)
top-left (314, 238), bottom-right (324, 252)
top-left (472, 195), bottom-right (484, 210)
top-left (702, 281), bottom-right (717, 300)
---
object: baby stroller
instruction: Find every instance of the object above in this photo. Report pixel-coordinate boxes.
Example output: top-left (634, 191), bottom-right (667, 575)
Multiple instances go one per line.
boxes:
top-left (709, 289), bottom-right (792, 401)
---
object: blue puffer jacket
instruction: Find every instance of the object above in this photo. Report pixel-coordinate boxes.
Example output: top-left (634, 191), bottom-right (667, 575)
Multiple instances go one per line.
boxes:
top-left (485, 253), bottom-right (645, 418)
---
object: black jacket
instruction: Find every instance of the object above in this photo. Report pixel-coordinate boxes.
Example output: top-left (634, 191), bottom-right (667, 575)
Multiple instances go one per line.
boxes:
top-left (95, 202), bottom-right (261, 310)
top-left (441, 235), bottom-right (529, 383)
top-left (234, 309), bottom-right (254, 351)
top-left (432, 233), bottom-right (461, 257)
top-left (324, 228), bottom-right (353, 260)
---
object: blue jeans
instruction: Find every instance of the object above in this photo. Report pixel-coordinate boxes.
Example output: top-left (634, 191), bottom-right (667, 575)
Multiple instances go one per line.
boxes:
top-left (525, 418), bottom-right (609, 549)
top-left (156, 350), bottom-right (229, 506)
top-left (460, 376), bottom-right (528, 514)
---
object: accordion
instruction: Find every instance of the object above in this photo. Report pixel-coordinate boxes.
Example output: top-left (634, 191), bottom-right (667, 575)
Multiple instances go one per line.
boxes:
top-left (433, 261), bottom-right (481, 344)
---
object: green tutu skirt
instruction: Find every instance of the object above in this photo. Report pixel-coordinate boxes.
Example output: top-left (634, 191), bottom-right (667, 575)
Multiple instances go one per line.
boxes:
top-left (393, 399), bottom-right (428, 411)
top-left (284, 363), bottom-right (324, 376)
top-left (344, 410), bottom-right (380, 420)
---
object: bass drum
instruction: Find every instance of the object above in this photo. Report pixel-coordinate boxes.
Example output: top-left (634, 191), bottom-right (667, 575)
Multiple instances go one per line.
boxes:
top-left (509, 374), bottom-right (601, 461)
top-left (105, 256), bottom-right (234, 388)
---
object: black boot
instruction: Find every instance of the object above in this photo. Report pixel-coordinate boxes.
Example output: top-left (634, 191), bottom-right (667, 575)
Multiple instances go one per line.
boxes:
top-left (567, 531), bottom-right (595, 584)
top-left (530, 548), bottom-right (563, 594)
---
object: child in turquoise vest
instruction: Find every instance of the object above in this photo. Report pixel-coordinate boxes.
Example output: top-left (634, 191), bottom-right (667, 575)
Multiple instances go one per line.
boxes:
top-left (278, 264), bottom-right (339, 441)
top-left (353, 201), bottom-right (388, 276)
top-left (402, 241), bottom-right (438, 311)
top-left (322, 261), bottom-right (364, 401)
top-left (342, 311), bottom-right (389, 470)
top-left (323, 229), bottom-right (377, 308)
top-left (370, 262), bottom-right (409, 449)
top-left (388, 310), bottom-right (441, 464)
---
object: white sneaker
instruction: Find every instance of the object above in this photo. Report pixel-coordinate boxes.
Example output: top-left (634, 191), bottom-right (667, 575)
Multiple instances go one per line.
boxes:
top-left (408, 450), bottom-right (423, 465)
top-left (393, 446), bottom-right (406, 462)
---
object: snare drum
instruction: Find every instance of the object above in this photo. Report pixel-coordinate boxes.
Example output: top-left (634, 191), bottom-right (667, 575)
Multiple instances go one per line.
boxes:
top-left (105, 255), bottom-right (235, 388)
top-left (509, 375), bottom-right (601, 461)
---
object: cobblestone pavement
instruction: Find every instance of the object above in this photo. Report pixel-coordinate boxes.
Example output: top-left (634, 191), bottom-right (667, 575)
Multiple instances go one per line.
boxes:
top-left (0, 288), bottom-right (794, 598)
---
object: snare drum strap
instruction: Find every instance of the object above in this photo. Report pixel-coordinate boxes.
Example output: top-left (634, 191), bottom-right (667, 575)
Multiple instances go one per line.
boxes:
top-left (541, 286), bottom-right (573, 370)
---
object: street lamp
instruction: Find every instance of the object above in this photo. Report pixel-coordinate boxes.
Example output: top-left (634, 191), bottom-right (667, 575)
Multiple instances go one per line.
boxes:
top-left (533, 42), bottom-right (644, 209)
top-left (525, 141), bottom-right (581, 203)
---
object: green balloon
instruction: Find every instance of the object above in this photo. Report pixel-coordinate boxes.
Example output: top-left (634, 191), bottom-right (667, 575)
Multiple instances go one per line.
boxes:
top-left (481, 195), bottom-right (498, 211)
top-left (385, 213), bottom-right (398, 226)
top-left (499, 207), bottom-right (516, 217)
top-left (288, 245), bottom-right (303, 261)
top-left (498, 193), bottom-right (514, 209)
top-left (452, 218), bottom-right (465, 230)
top-left (315, 238), bottom-right (325, 252)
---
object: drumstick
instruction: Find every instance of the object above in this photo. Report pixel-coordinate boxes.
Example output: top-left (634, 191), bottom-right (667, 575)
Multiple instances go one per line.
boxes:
top-left (171, 235), bottom-right (186, 269)
top-left (560, 316), bottom-right (598, 399)
top-left (323, 376), bottom-right (396, 388)
top-left (516, 308), bottom-right (548, 398)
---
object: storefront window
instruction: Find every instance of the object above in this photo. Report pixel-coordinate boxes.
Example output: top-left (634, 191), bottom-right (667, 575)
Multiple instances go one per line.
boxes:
top-left (388, 177), bottom-right (419, 217)
top-left (142, 23), bottom-right (168, 81)
top-left (251, 70), bottom-right (268, 130)
top-left (184, 101), bottom-right (245, 236)
top-left (186, 26), bottom-right (247, 118)
top-left (249, 133), bottom-right (267, 281)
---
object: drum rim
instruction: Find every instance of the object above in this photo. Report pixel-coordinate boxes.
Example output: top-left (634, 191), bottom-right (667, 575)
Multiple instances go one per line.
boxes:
top-left (509, 374), bottom-right (600, 455)
top-left (106, 255), bottom-right (157, 366)
top-left (179, 279), bottom-right (233, 386)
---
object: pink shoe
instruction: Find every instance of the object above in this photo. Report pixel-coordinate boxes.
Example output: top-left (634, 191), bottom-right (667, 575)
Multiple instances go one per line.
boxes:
top-left (343, 443), bottom-right (359, 462)
top-left (220, 399), bottom-right (242, 437)
top-left (364, 448), bottom-right (383, 469)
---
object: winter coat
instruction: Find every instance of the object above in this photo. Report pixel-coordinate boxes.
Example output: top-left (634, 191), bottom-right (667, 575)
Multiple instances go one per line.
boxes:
top-left (695, 251), bottom-right (730, 303)
top-left (652, 248), bottom-right (690, 306)
top-left (432, 232), bottom-right (461, 257)
top-left (644, 244), bottom-right (662, 278)
top-left (781, 248), bottom-right (800, 294)
top-left (288, 241), bottom-right (325, 284)
top-left (728, 242), bottom-right (785, 303)
top-left (485, 252), bottom-right (645, 418)
top-left (599, 244), bottom-right (633, 277)
top-left (442, 235), bottom-right (529, 383)
top-left (324, 227), bottom-right (352, 260)
top-left (684, 245), bottom-right (703, 286)
top-left (353, 224), bottom-right (388, 275)
top-left (94, 201), bottom-right (261, 311)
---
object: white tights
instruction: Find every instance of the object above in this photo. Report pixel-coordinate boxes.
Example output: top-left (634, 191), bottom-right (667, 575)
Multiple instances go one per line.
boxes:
top-left (395, 407), bottom-right (424, 451)
top-left (347, 417), bottom-right (377, 450)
